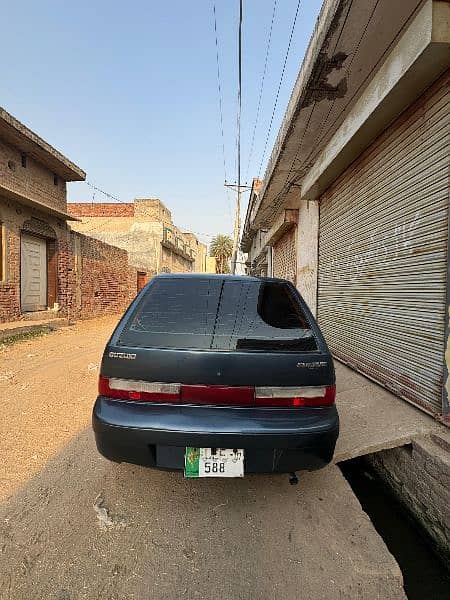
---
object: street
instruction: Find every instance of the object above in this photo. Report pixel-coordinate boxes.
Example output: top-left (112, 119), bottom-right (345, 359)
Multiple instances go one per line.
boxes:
top-left (0, 317), bottom-right (405, 600)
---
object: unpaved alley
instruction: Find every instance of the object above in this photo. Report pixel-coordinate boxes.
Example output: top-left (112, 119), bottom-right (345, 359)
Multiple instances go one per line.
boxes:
top-left (0, 316), bottom-right (406, 600)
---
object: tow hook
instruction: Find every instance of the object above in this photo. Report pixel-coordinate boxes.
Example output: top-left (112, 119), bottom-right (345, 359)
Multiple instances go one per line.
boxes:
top-left (288, 472), bottom-right (299, 486)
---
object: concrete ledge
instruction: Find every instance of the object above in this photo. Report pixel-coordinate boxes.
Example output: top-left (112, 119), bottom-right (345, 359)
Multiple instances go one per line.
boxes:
top-left (302, 0), bottom-right (450, 200)
top-left (0, 318), bottom-right (69, 342)
top-left (367, 431), bottom-right (450, 561)
top-left (266, 209), bottom-right (298, 246)
top-left (333, 361), bottom-right (445, 463)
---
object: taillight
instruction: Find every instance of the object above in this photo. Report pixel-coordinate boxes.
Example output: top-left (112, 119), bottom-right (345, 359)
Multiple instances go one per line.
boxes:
top-left (98, 376), bottom-right (335, 408)
top-left (255, 385), bottom-right (336, 407)
top-left (180, 385), bottom-right (254, 406)
top-left (98, 376), bottom-right (180, 401)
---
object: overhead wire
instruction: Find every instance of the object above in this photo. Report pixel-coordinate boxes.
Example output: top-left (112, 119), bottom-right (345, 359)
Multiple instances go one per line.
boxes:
top-left (244, 0), bottom-right (278, 184)
top-left (237, 0), bottom-right (243, 191)
top-left (257, 0), bottom-right (303, 179)
top-left (212, 0), bottom-right (234, 227)
top-left (262, 0), bottom-right (379, 221)
top-left (80, 181), bottom-right (219, 241)
top-left (231, 0), bottom-right (244, 271)
top-left (212, 0), bottom-right (228, 186)
top-left (300, 0), bottom-right (380, 173)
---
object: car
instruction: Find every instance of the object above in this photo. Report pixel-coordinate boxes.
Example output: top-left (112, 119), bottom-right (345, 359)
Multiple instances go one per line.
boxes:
top-left (92, 273), bottom-right (339, 480)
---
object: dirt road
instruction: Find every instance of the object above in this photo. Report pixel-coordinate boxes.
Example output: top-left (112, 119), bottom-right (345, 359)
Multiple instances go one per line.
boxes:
top-left (0, 316), bottom-right (405, 599)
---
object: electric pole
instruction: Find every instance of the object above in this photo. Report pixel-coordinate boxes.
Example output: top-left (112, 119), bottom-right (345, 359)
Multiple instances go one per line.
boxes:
top-left (226, 181), bottom-right (251, 273)
top-left (229, 0), bottom-right (245, 275)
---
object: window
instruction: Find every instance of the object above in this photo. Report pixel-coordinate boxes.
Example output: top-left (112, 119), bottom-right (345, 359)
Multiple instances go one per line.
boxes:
top-left (21, 154), bottom-right (27, 168)
top-left (119, 278), bottom-right (316, 352)
top-left (53, 174), bottom-right (58, 186)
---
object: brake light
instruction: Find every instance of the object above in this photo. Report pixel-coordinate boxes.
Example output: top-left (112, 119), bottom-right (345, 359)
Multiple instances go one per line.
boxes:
top-left (98, 376), bottom-right (335, 408)
top-left (255, 385), bottom-right (335, 407)
top-left (98, 376), bottom-right (180, 401)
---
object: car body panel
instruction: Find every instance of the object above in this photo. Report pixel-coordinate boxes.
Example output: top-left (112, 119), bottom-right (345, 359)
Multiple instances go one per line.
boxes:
top-left (93, 274), bottom-right (339, 474)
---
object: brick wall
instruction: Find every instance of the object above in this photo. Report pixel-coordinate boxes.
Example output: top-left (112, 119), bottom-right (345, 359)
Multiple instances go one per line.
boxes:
top-left (272, 227), bottom-right (297, 283)
top-left (68, 203), bottom-right (134, 217)
top-left (0, 139), bottom-right (67, 213)
top-left (0, 197), bottom-right (138, 323)
top-left (134, 199), bottom-right (172, 223)
top-left (0, 225), bottom-right (20, 322)
top-left (70, 232), bottom-right (136, 320)
top-left (367, 434), bottom-right (450, 562)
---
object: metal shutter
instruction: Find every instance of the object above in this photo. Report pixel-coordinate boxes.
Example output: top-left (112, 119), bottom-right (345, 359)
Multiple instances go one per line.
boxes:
top-left (273, 228), bottom-right (297, 284)
top-left (318, 73), bottom-right (449, 416)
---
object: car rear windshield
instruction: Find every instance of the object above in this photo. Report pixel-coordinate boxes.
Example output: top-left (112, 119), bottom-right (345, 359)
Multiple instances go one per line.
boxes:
top-left (118, 278), bottom-right (317, 352)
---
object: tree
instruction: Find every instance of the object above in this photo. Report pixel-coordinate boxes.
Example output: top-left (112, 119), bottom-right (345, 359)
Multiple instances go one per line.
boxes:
top-left (210, 234), bottom-right (233, 274)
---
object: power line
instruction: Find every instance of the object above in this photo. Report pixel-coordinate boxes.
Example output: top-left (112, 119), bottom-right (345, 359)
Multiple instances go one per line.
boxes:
top-left (212, 1), bottom-right (228, 185)
top-left (231, 0), bottom-right (244, 273)
top-left (300, 0), bottom-right (379, 171)
top-left (237, 0), bottom-right (243, 190)
top-left (262, 0), bottom-right (379, 223)
top-left (81, 182), bottom-right (219, 242)
top-left (85, 180), bottom-right (122, 203)
top-left (245, 0), bottom-right (278, 183)
top-left (257, 0), bottom-right (303, 178)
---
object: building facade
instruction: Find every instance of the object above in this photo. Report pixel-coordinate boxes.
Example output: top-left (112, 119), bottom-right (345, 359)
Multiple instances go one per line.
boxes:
top-left (0, 108), bottom-right (137, 323)
top-left (242, 0), bottom-right (450, 422)
top-left (68, 199), bottom-right (208, 279)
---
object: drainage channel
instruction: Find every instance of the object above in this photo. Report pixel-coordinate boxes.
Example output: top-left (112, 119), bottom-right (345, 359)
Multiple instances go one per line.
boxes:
top-left (339, 457), bottom-right (450, 600)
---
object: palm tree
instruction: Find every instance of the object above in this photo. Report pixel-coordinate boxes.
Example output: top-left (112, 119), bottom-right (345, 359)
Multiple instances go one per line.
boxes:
top-left (210, 234), bottom-right (233, 274)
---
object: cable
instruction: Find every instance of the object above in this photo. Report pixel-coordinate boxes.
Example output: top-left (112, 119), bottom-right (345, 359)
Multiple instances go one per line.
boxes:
top-left (85, 181), bottom-right (123, 203)
top-left (300, 0), bottom-right (379, 173)
top-left (212, 1), bottom-right (228, 185)
top-left (262, 0), bottom-right (377, 223)
top-left (245, 0), bottom-right (277, 183)
top-left (231, 0), bottom-right (244, 273)
top-left (257, 0), bottom-right (303, 179)
top-left (79, 182), bottom-right (220, 242)
top-left (237, 0), bottom-right (243, 191)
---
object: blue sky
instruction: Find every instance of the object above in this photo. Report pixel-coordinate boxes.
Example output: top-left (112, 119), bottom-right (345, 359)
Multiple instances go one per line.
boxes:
top-left (2, 0), bottom-right (322, 243)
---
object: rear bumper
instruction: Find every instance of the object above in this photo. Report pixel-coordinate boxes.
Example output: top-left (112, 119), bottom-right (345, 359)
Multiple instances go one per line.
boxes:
top-left (92, 397), bottom-right (339, 473)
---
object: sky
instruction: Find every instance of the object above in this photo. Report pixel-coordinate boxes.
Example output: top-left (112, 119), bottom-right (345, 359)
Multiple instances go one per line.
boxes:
top-left (1, 0), bottom-right (323, 244)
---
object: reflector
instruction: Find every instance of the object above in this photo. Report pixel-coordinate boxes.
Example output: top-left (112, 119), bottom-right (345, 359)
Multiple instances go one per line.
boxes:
top-left (98, 376), bottom-right (336, 408)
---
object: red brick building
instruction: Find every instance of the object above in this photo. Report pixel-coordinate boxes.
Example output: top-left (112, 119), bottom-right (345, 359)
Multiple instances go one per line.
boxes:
top-left (0, 108), bottom-right (137, 323)
top-left (68, 199), bottom-right (208, 277)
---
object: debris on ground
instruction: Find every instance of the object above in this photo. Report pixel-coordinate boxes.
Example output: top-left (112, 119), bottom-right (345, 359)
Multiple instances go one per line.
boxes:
top-left (93, 494), bottom-right (126, 531)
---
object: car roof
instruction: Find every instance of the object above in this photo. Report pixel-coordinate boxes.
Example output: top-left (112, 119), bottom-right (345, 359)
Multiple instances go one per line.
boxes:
top-left (154, 273), bottom-right (289, 284)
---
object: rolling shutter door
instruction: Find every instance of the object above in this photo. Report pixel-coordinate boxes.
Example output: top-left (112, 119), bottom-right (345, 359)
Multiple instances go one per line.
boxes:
top-left (272, 228), bottom-right (297, 284)
top-left (318, 74), bottom-right (449, 416)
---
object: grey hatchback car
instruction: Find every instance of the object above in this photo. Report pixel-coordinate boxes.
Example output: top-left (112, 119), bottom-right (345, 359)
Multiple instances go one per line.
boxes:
top-left (93, 274), bottom-right (339, 478)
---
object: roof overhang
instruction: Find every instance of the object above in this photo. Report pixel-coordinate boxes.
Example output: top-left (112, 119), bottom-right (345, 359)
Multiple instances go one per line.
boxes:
top-left (1, 184), bottom-right (79, 221)
top-left (302, 0), bottom-right (450, 199)
top-left (250, 0), bottom-right (449, 229)
top-left (266, 209), bottom-right (299, 247)
top-left (0, 108), bottom-right (85, 181)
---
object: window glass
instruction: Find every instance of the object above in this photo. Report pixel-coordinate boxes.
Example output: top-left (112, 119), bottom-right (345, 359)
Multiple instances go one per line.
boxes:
top-left (119, 278), bottom-right (317, 351)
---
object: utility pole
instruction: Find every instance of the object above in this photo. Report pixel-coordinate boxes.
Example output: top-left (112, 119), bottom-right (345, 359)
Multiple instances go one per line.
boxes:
top-left (229, 0), bottom-right (246, 275)
top-left (226, 181), bottom-right (251, 273)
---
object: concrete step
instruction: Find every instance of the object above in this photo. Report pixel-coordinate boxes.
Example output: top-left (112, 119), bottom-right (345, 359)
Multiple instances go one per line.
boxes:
top-left (0, 317), bottom-right (69, 342)
top-left (21, 310), bottom-right (63, 322)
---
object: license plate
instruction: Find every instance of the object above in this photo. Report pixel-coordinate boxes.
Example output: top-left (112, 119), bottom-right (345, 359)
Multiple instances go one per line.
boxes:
top-left (184, 448), bottom-right (244, 478)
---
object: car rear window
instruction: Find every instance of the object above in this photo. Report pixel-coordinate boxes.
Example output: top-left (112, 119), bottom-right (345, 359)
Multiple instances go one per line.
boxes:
top-left (118, 278), bottom-right (317, 352)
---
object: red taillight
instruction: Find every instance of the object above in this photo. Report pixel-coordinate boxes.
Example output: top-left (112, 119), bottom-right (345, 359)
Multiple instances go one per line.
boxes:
top-left (180, 385), bottom-right (254, 406)
top-left (98, 376), bottom-right (180, 402)
top-left (99, 376), bottom-right (335, 408)
top-left (255, 385), bottom-right (336, 407)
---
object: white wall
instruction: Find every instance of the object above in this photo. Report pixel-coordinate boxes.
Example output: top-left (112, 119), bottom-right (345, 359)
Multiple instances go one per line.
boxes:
top-left (296, 200), bottom-right (319, 315)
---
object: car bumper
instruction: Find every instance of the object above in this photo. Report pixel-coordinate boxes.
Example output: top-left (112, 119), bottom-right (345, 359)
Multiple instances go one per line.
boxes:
top-left (92, 397), bottom-right (339, 473)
